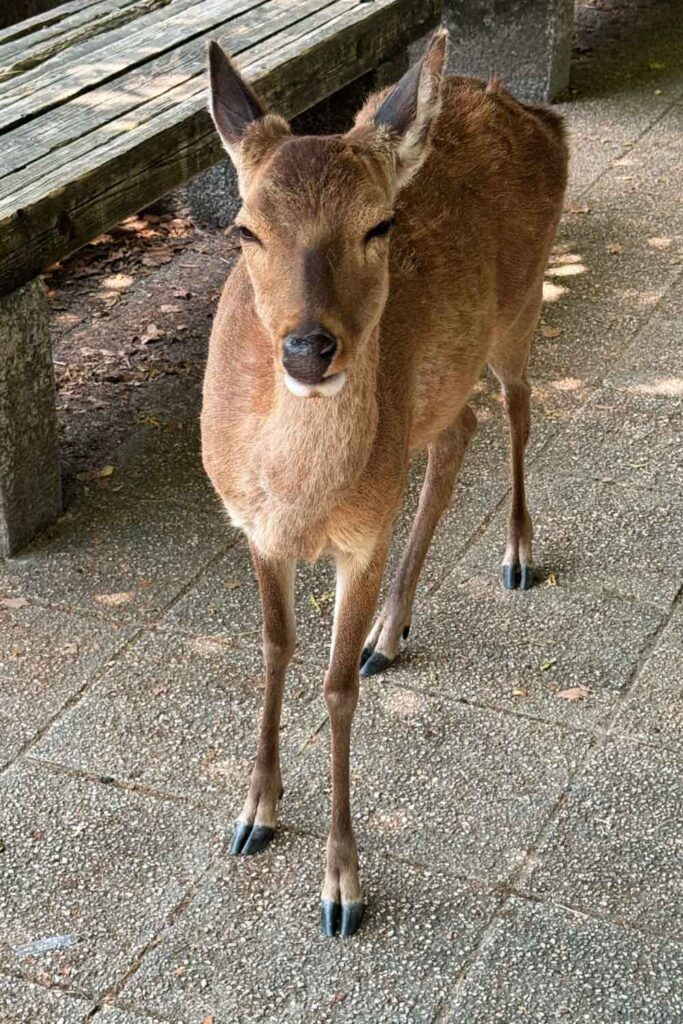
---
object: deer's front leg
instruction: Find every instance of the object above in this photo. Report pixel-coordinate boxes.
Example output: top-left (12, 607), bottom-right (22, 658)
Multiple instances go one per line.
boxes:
top-left (321, 538), bottom-right (389, 937)
top-left (230, 546), bottom-right (295, 856)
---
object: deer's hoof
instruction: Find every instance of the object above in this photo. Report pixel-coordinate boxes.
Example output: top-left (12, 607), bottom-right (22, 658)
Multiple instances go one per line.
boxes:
top-left (502, 564), bottom-right (534, 591)
top-left (229, 821), bottom-right (275, 856)
top-left (321, 899), bottom-right (365, 938)
top-left (360, 651), bottom-right (393, 678)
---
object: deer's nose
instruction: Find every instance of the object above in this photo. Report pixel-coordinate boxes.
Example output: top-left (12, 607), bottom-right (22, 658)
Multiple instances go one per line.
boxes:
top-left (282, 329), bottom-right (338, 385)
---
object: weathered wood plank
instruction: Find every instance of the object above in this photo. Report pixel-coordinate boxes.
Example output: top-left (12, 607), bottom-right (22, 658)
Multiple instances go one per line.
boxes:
top-left (0, 0), bottom-right (266, 121)
top-left (0, 0), bottom-right (441, 296)
top-left (0, 0), bottom-right (189, 81)
top-left (0, 0), bottom-right (337, 178)
top-left (0, 0), bottom-right (105, 45)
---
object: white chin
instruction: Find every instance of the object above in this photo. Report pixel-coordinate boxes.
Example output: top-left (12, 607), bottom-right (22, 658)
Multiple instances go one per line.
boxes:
top-left (284, 371), bottom-right (347, 398)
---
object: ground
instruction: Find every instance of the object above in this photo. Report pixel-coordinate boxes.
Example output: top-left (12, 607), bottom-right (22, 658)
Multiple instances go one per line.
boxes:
top-left (1, 0), bottom-right (683, 1021)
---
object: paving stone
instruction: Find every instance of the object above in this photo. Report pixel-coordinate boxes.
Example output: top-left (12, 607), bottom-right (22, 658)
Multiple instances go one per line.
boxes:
top-left (0, 974), bottom-right (92, 1024)
top-left (288, 687), bottom-right (589, 885)
top-left (521, 739), bottom-right (683, 938)
top-left (446, 896), bottom-right (683, 1023)
top-left (121, 831), bottom-right (498, 1024)
top-left (613, 607), bottom-right (683, 753)
top-left (453, 473), bottom-right (682, 610)
top-left (0, 761), bottom-right (228, 996)
top-left (532, 387), bottom-right (683, 489)
top-left (0, 603), bottom-right (129, 767)
top-left (385, 578), bottom-right (662, 730)
top-left (606, 271), bottom-right (683, 398)
top-left (0, 490), bottom-right (231, 623)
top-left (33, 628), bottom-right (326, 818)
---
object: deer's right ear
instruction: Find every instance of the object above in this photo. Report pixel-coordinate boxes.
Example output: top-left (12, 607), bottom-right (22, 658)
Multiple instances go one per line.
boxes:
top-left (208, 41), bottom-right (265, 160)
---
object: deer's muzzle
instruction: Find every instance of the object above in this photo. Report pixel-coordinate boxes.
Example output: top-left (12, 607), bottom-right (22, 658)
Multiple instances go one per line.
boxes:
top-left (282, 329), bottom-right (337, 386)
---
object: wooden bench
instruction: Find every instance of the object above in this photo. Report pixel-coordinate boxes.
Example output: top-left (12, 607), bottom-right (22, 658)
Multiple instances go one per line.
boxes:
top-left (0, 0), bottom-right (441, 556)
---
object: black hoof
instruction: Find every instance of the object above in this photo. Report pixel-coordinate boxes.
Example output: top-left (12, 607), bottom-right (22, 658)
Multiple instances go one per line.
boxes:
top-left (321, 900), bottom-right (341, 937)
top-left (502, 563), bottom-right (520, 590)
top-left (320, 900), bottom-right (365, 937)
top-left (341, 901), bottom-right (365, 937)
top-left (519, 565), bottom-right (534, 591)
top-left (402, 624), bottom-right (411, 640)
top-left (229, 821), bottom-right (275, 856)
top-left (360, 651), bottom-right (393, 678)
top-left (360, 646), bottom-right (373, 669)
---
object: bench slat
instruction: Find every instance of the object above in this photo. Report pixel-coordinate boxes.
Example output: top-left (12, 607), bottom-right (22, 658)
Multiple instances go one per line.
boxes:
top-left (0, 0), bottom-right (160, 74)
top-left (0, 0), bottom-right (266, 123)
top-left (0, 0), bottom-right (337, 179)
top-left (0, 0), bottom-right (440, 297)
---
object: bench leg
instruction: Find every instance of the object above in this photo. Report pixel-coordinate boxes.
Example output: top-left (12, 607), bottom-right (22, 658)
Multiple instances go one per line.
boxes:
top-left (444, 0), bottom-right (574, 101)
top-left (0, 280), bottom-right (62, 557)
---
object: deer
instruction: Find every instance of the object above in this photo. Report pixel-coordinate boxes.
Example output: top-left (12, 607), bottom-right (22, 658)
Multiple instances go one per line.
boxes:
top-left (201, 29), bottom-right (568, 938)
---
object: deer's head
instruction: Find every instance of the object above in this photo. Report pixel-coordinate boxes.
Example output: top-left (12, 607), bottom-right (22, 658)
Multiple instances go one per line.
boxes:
top-left (208, 32), bottom-right (447, 398)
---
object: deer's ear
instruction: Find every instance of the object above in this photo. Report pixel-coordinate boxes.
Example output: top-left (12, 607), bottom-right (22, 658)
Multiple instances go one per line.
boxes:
top-left (208, 41), bottom-right (264, 157)
top-left (372, 28), bottom-right (448, 186)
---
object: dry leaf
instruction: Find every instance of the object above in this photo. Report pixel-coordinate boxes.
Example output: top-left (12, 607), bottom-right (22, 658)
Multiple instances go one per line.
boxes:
top-left (606, 242), bottom-right (624, 255)
top-left (202, 1016), bottom-right (215, 1024)
top-left (330, 992), bottom-right (347, 1005)
top-left (160, 304), bottom-right (181, 314)
top-left (141, 323), bottom-right (164, 343)
top-left (77, 464), bottom-right (115, 482)
top-left (0, 596), bottom-right (29, 609)
top-left (94, 592), bottom-right (134, 607)
top-left (60, 642), bottom-right (79, 656)
top-left (512, 688), bottom-right (529, 698)
top-left (226, 580), bottom-right (241, 590)
top-left (542, 325), bottom-right (563, 339)
top-left (545, 572), bottom-right (558, 587)
top-left (102, 273), bottom-right (134, 291)
top-left (565, 203), bottom-right (590, 215)
top-left (557, 686), bottom-right (589, 701)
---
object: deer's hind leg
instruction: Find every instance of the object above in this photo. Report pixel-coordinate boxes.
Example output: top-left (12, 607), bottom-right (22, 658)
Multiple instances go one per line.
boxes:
top-left (488, 309), bottom-right (537, 591)
top-left (361, 404), bottom-right (477, 678)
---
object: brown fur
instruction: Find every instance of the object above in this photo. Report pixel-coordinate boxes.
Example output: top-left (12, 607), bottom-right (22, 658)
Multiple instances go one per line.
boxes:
top-left (202, 34), bottom-right (567, 931)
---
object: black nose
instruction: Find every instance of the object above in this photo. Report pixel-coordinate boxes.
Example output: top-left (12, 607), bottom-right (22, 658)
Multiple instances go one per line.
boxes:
top-left (282, 329), bottom-right (337, 385)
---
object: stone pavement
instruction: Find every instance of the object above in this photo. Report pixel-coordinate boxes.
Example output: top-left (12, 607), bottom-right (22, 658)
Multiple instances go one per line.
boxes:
top-left (1, 2), bottom-right (683, 1021)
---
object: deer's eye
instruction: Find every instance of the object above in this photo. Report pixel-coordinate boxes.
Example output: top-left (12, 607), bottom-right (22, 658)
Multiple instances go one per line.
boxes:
top-left (235, 224), bottom-right (260, 244)
top-left (365, 218), bottom-right (395, 243)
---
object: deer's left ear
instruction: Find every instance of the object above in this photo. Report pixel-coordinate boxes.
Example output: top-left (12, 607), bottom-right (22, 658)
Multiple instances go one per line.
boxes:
top-left (372, 28), bottom-right (448, 186)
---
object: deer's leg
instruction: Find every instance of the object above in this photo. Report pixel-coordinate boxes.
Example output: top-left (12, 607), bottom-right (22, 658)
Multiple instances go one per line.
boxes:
top-left (230, 547), bottom-right (295, 856)
top-left (490, 342), bottom-right (535, 590)
top-left (361, 406), bottom-right (477, 677)
top-left (321, 537), bottom-right (390, 937)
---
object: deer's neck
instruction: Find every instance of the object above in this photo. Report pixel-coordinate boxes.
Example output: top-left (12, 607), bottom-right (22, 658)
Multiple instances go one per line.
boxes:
top-left (258, 332), bottom-right (379, 517)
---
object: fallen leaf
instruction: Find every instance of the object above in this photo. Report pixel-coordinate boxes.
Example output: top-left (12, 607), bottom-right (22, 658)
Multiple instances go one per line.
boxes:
top-left (94, 592), bottom-right (134, 607)
top-left (606, 242), bottom-right (624, 255)
top-left (102, 273), bottom-right (134, 292)
top-left (541, 325), bottom-right (563, 339)
top-left (160, 304), bottom-right (181, 313)
top-left (141, 323), bottom-right (164, 343)
top-left (77, 464), bottom-right (115, 482)
top-left (330, 993), bottom-right (347, 1005)
top-left (0, 597), bottom-right (29, 609)
top-left (512, 688), bottom-right (529, 698)
top-left (226, 580), bottom-right (241, 590)
top-left (202, 1016), bottom-right (215, 1024)
top-left (557, 686), bottom-right (589, 701)
top-left (545, 572), bottom-right (558, 587)
top-left (59, 642), bottom-right (79, 656)
top-left (540, 658), bottom-right (557, 672)
top-left (565, 203), bottom-right (590, 215)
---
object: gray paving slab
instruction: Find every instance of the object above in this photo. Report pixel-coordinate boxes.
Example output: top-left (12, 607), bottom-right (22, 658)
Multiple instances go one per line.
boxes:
top-left (287, 686), bottom-right (590, 885)
top-left (385, 577), bottom-right (662, 730)
top-left (521, 738), bottom-right (683, 939)
top-left (612, 605), bottom-right (683, 752)
top-left (606, 271), bottom-right (683, 398)
top-left (0, 602), bottom-right (130, 767)
top-left (0, 974), bottom-right (92, 1024)
top-left (453, 473), bottom-right (682, 610)
top-left (32, 627), bottom-right (326, 819)
top-left (531, 387), bottom-right (683, 489)
top-left (0, 490), bottom-right (231, 623)
top-left (120, 830), bottom-right (498, 1024)
top-left (446, 896), bottom-right (683, 1023)
top-left (0, 760), bottom-right (228, 997)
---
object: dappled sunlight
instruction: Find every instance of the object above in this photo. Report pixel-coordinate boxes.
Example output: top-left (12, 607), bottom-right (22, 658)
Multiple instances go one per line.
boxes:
top-left (543, 280), bottom-right (569, 303)
top-left (630, 377), bottom-right (683, 398)
top-left (546, 262), bottom-right (586, 278)
top-left (385, 688), bottom-right (423, 720)
top-left (544, 246), bottom-right (587, 303)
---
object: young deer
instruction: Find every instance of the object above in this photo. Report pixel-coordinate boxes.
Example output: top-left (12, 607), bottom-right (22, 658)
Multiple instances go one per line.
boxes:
top-left (202, 30), bottom-right (567, 937)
